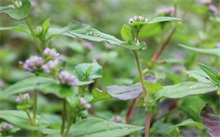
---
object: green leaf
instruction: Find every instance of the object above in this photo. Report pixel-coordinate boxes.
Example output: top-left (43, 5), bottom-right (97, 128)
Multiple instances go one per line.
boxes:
top-left (106, 82), bottom-right (143, 100)
top-left (68, 118), bottom-right (143, 137)
top-left (0, 76), bottom-right (93, 98)
top-left (75, 61), bottom-right (102, 81)
top-left (120, 25), bottom-right (133, 43)
top-left (148, 17), bottom-right (182, 24)
top-left (0, 110), bottom-right (48, 130)
top-left (66, 28), bottom-right (123, 45)
top-left (179, 44), bottom-right (220, 57)
top-left (176, 119), bottom-right (204, 129)
top-left (198, 63), bottom-right (220, 85)
top-left (90, 88), bottom-right (111, 103)
top-left (119, 42), bottom-right (147, 50)
top-left (185, 69), bottom-right (212, 83)
top-left (154, 81), bottom-right (218, 99)
top-left (139, 23), bottom-right (161, 37)
top-left (0, 24), bottom-right (30, 34)
top-left (0, 0), bottom-right (31, 20)
top-left (144, 81), bottom-right (163, 95)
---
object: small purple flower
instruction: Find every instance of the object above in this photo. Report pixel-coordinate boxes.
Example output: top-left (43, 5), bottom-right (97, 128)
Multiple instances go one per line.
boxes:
top-left (43, 48), bottom-right (60, 58)
top-left (16, 93), bottom-right (30, 104)
top-left (42, 60), bottom-right (59, 73)
top-left (128, 15), bottom-right (148, 25)
top-left (209, 4), bottom-right (218, 15)
top-left (0, 122), bottom-right (13, 133)
top-left (23, 56), bottom-right (44, 72)
top-left (79, 97), bottom-right (91, 109)
top-left (58, 71), bottom-right (78, 86)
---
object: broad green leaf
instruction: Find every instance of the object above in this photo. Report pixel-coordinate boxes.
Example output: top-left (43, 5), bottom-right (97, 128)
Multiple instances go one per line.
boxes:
top-left (198, 63), bottom-right (220, 85)
top-left (148, 17), bottom-right (182, 24)
top-left (139, 23), bottom-right (161, 37)
top-left (0, 24), bottom-right (30, 34)
top-left (66, 28), bottom-right (123, 45)
top-left (200, 104), bottom-right (220, 137)
top-left (0, 76), bottom-right (93, 98)
top-left (0, 110), bottom-right (48, 130)
top-left (106, 82), bottom-right (143, 100)
top-left (68, 118), bottom-right (143, 137)
top-left (0, 0), bottom-right (31, 20)
top-left (120, 25), bottom-right (133, 43)
top-left (154, 81), bottom-right (218, 99)
top-left (185, 69), bottom-right (212, 83)
top-left (75, 61), bottom-right (102, 81)
top-left (179, 44), bottom-right (220, 57)
top-left (144, 81), bottom-right (163, 95)
top-left (90, 88), bottom-right (111, 103)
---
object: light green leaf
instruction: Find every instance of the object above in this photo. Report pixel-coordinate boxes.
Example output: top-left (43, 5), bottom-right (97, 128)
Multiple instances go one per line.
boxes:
top-left (0, 110), bottom-right (48, 130)
top-left (68, 118), bottom-right (143, 137)
top-left (119, 42), bottom-right (147, 50)
top-left (176, 119), bottom-right (204, 129)
top-left (0, 24), bottom-right (30, 34)
top-left (155, 81), bottom-right (218, 99)
top-left (120, 25), bottom-right (133, 43)
top-left (144, 81), bottom-right (163, 95)
top-left (106, 82), bottom-right (143, 100)
top-left (179, 44), bottom-right (220, 57)
top-left (90, 88), bottom-right (111, 103)
top-left (198, 63), bottom-right (220, 85)
top-left (0, 0), bottom-right (31, 20)
top-left (75, 61), bottom-right (102, 81)
top-left (148, 17), bottom-right (182, 24)
top-left (66, 28), bottom-right (123, 45)
top-left (185, 69), bottom-right (212, 83)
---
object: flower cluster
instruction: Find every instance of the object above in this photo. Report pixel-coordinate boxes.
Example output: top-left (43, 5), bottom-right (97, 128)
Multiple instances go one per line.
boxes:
top-left (42, 59), bottom-right (59, 73)
top-left (23, 56), bottom-right (44, 72)
top-left (128, 15), bottom-right (148, 25)
top-left (43, 48), bottom-right (60, 58)
top-left (15, 93), bottom-right (30, 104)
top-left (0, 122), bottom-right (13, 135)
top-left (58, 71), bottom-right (78, 86)
top-left (79, 97), bottom-right (91, 109)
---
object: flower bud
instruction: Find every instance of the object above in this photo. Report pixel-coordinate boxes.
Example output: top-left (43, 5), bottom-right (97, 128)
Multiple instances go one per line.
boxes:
top-left (58, 71), bottom-right (78, 86)
top-left (42, 59), bottom-right (59, 73)
top-left (0, 122), bottom-right (13, 135)
top-left (43, 48), bottom-right (60, 58)
top-left (79, 97), bottom-right (91, 109)
top-left (23, 56), bottom-right (44, 72)
top-left (128, 15), bottom-right (148, 25)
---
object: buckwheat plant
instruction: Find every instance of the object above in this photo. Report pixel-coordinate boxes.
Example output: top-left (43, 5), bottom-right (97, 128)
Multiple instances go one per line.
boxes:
top-left (1, 0), bottom-right (219, 137)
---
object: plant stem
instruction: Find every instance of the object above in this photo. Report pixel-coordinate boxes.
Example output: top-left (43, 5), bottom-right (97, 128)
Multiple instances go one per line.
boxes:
top-left (25, 110), bottom-right (33, 124)
top-left (126, 98), bottom-right (139, 123)
top-left (61, 99), bottom-right (67, 137)
top-left (25, 18), bottom-right (43, 56)
top-left (145, 112), bottom-right (151, 137)
top-left (32, 90), bottom-right (38, 125)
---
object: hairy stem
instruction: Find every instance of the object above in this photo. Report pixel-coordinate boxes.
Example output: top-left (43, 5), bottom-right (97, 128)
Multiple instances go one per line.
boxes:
top-left (32, 90), bottom-right (38, 125)
top-left (61, 99), bottom-right (67, 137)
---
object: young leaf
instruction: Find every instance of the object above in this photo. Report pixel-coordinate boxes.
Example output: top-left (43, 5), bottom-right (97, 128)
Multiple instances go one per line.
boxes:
top-left (147, 17), bottom-right (182, 24)
top-left (179, 44), bottom-right (220, 57)
top-left (120, 25), bottom-right (133, 43)
top-left (90, 88), bottom-right (111, 103)
top-left (144, 81), bottom-right (163, 95)
top-left (106, 82), bottom-right (143, 100)
top-left (154, 81), bottom-right (218, 100)
top-left (68, 118), bottom-right (143, 137)
top-left (0, 0), bottom-right (31, 20)
top-left (200, 104), bottom-right (220, 137)
top-left (198, 63), bottom-right (220, 85)
top-left (0, 110), bottom-right (48, 130)
top-left (75, 61), bottom-right (102, 81)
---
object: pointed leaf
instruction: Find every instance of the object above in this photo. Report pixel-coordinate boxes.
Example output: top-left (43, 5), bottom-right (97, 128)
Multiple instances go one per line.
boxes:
top-left (185, 69), bottom-right (212, 83)
top-left (68, 118), bottom-right (143, 137)
top-left (106, 82), bottom-right (143, 100)
top-left (155, 81), bottom-right (218, 99)
top-left (200, 104), bottom-right (220, 137)
top-left (0, 110), bottom-right (48, 130)
top-left (90, 88), bottom-right (111, 103)
top-left (179, 44), bottom-right (220, 57)
top-left (0, 0), bottom-right (31, 20)
top-left (120, 25), bottom-right (133, 43)
top-left (0, 24), bottom-right (30, 34)
top-left (148, 17), bottom-right (182, 24)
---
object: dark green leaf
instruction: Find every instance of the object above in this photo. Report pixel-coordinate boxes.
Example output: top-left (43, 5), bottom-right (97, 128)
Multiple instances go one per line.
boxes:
top-left (179, 44), bottom-right (220, 57)
top-left (75, 61), bottom-right (102, 81)
top-left (148, 17), bottom-right (182, 24)
top-left (0, 0), bottom-right (31, 20)
top-left (120, 25), bottom-right (133, 43)
top-left (106, 82), bottom-right (143, 100)
top-left (90, 88), bottom-right (111, 103)
top-left (155, 81), bottom-right (218, 99)
top-left (0, 110), bottom-right (48, 130)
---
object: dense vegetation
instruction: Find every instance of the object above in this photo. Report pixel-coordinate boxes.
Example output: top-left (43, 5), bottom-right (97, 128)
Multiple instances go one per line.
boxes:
top-left (0, 0), bottom-right (219, 137)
